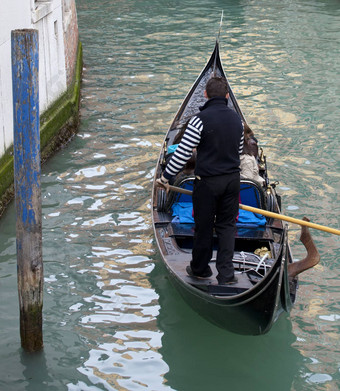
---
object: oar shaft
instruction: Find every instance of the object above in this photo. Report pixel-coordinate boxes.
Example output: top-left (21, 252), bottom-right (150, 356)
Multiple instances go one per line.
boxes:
top-left (168, 185), bottom-right (193, 195)
top-left (239, 204), bottom-right (340, 236)
top-left (166, 184), bottom-right (340, 236)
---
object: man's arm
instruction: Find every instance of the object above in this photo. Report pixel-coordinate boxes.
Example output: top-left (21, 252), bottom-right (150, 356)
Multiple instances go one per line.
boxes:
top-left (163, 116), bottom-right (203, 180)
top-left (239, 125), bottom-right (245, 156)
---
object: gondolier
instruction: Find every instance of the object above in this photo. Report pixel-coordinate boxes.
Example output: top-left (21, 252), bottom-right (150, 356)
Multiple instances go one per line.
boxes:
top-left (156, 76), bottom-right (244, 284)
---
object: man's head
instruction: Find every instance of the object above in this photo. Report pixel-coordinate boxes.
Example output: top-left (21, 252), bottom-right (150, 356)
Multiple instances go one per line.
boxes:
top-left (204, 76), bottom-right (229, 99)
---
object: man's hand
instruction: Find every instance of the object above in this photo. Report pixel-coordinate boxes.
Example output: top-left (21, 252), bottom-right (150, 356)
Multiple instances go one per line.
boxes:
top-left (156, 174), bottom-right (170, 193)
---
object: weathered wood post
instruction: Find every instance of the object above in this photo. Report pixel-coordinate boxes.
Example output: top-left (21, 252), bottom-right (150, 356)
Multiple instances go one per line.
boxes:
top-left (11, 29), bottom-right (43, 352)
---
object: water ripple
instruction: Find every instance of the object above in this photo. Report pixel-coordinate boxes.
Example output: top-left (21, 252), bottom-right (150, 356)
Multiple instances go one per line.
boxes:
top-left (1, 1), bottom-right (339, 390)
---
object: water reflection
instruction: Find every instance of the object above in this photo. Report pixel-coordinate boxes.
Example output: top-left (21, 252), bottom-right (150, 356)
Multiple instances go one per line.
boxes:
top-left (75, 330), bottom-right (172, 390)
top-left (20, 351), bottom-right (53, 391)
top-left (150, 262), bottom-right (305, 391)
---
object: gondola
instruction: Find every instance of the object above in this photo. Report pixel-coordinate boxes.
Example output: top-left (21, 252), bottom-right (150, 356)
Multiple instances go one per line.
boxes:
top-left (152, 40), bottom-right (298, 335)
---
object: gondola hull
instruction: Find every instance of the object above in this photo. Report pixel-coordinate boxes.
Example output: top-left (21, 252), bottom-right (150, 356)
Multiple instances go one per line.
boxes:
top-left (165, 241), bottom-right (289, 335)
top-left (152, 41), bottom-right (297, 335)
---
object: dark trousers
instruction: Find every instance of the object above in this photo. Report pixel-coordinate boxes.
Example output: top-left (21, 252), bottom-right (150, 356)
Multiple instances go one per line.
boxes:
top-left (191, 172), bottom-right (240, 283)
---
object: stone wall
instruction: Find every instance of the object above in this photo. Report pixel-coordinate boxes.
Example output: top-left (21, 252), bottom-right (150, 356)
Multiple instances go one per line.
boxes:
top-left (0, 0), bottom-right (82, 217)
top-left (63, 0), bottom-right (79, 86)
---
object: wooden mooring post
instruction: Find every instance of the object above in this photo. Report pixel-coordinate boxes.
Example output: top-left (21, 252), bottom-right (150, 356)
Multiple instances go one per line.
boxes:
top-left (11, 29), bottom-right (43, 352)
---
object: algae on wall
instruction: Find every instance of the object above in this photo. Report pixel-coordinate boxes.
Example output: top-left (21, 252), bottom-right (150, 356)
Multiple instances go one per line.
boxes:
top-left (0, 42), bottom-right (83, 217)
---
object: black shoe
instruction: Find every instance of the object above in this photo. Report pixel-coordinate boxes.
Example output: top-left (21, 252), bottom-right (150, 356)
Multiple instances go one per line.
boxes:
top-left (218, 276), bottom-right (238, 285)
top-left (186, 265), bottom-right (212, 279)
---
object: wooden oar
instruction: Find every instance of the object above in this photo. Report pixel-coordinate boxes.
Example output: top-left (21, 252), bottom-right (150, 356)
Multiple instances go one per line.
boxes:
top-left (239, 204), bottom-right (340, 236)
top-left (167, 184), bottom-right (340, 236)
top-left (168, 184), bottom-right (193, 195)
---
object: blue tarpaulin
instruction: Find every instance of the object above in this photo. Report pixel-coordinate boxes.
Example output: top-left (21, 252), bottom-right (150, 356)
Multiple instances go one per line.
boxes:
top-left (171, 202), bottom-right (266, 227)
top-left (236, 209), bottom-right (266, 227)
top-left (172, 202), bottom-right (194, 223)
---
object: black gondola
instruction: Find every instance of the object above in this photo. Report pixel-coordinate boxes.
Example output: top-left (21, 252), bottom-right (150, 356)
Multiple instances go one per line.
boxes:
top-left (152, 41), bottom-right (298, 335)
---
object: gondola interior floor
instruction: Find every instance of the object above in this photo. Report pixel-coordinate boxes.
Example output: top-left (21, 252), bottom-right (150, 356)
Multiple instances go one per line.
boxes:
top-left (167, 252), bottom-right (258, 296)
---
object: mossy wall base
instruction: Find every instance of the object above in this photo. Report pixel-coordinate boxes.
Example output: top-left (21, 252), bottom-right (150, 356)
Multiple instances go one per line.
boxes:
top-left (0, 42), bottom-right (83, 217)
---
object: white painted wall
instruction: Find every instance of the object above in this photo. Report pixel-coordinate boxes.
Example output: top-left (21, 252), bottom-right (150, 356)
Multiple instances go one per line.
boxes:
top-left (0, 0), bottom-right (68, 157)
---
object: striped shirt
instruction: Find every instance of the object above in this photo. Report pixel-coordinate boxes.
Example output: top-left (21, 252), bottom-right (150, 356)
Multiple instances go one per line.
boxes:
top-left (164, 116), bottom-right (203, 179)
top-left (164, 116), bottom-right (244, 180)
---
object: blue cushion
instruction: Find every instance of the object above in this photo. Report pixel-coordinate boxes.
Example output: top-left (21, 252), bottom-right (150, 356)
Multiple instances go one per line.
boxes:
top-left (237, 209), bottom-right (266, 227)
top-left (240, 182), bottom-right (263, 208)
top-left (172, 202), bottom-right (194, 223)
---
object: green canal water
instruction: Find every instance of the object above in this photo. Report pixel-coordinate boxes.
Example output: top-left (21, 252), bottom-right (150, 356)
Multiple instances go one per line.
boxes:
top-left (1, 0), bottom-right (339, 390)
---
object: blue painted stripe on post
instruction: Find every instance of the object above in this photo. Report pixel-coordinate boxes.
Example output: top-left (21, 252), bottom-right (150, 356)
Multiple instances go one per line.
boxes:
top-left (11, 29), bottom-right (40, 227)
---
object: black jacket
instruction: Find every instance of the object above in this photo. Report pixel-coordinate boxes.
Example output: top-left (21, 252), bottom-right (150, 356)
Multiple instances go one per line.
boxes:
top-left (195, 97), bottom-right (243, 177)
